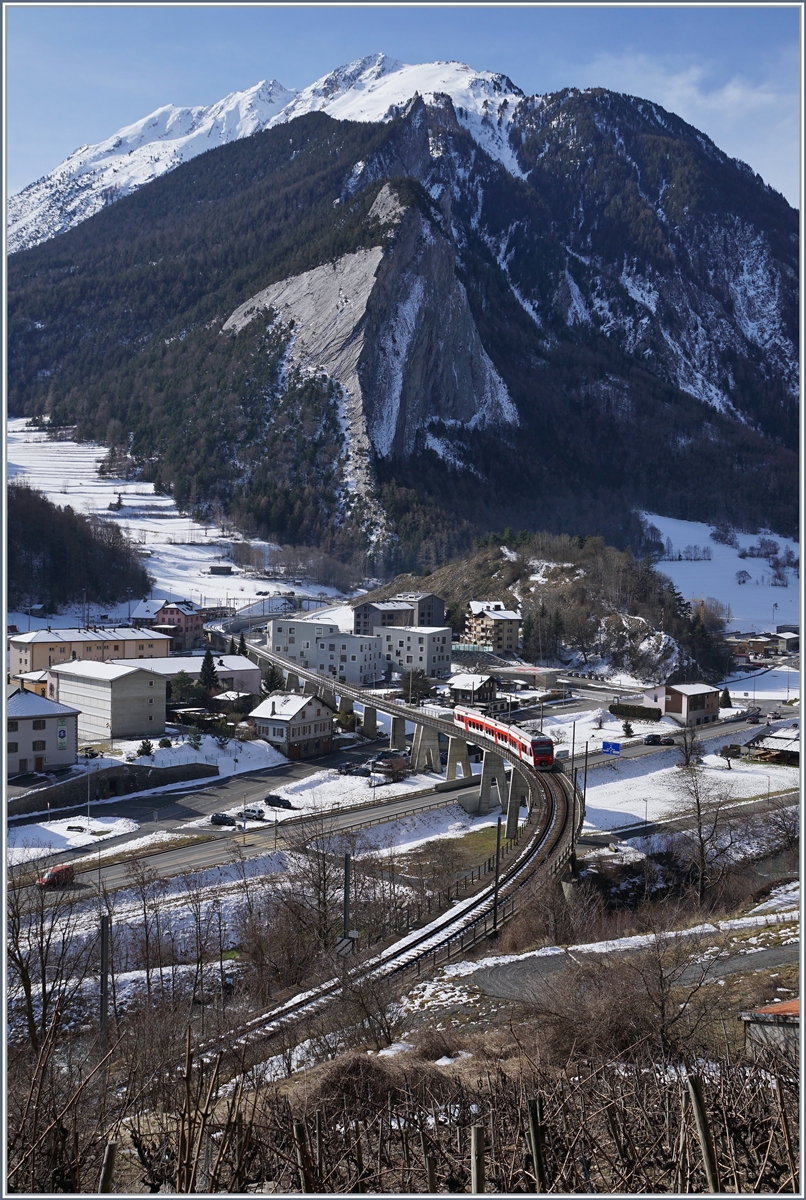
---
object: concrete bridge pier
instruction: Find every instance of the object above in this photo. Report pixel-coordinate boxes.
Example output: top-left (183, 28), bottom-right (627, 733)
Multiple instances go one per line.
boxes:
top-left (478, 750), bottom-right (507, 814)
top-left (506, 768), bottom-right (530, 839)
top-left (389, 715), bottom-right (407, 751)
top-left (338, 696), bottom-right (354, 715)
top-left (285, 672), bottom-right (301, 692)
top-left (361, 706), bottom-right (377, 738)
top-left (446, 737), bottom-right (471, 781)
top-left (303, 679), bottom-right (318, 694)
top-left (411, 723), bottom-right (440, 772)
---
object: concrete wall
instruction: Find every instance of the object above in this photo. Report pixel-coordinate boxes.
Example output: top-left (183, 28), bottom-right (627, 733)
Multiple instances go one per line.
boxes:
top-left (7, 761), bottom-right (217, 815)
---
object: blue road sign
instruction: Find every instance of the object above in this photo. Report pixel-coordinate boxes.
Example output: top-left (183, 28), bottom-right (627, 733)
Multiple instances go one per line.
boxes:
top-left (602, 741), bottom-right (621, 756)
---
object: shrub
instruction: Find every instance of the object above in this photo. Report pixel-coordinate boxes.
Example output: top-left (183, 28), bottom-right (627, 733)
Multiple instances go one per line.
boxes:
top-left (610, 703), bottom-right (660, 722)
top-left (158, 737), bottom-right (172, 749)
top-left (137, 739), bottom-right (154, 758)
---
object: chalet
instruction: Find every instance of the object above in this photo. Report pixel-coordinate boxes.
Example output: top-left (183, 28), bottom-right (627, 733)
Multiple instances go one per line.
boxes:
top-left (250, 692), bottom-right (335, 759)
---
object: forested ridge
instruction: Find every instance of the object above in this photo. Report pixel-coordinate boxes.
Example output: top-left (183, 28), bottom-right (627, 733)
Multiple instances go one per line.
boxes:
top-left (7, 483), bottom-right (151, 611)
top-left (7, 92), bottom-right (798, 565)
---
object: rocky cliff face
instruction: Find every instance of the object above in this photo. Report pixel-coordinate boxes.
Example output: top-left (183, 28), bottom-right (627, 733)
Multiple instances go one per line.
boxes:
top-left (7, 84), bottom-right (798, 558)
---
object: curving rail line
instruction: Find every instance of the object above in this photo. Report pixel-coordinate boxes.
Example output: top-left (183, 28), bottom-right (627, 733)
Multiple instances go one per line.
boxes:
top-left (193, 637), bottom-right (583, 1063)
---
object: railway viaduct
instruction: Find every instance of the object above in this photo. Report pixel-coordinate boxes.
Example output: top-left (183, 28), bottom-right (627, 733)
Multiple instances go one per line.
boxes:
top-left (206, 617), bottom-right (577, 845)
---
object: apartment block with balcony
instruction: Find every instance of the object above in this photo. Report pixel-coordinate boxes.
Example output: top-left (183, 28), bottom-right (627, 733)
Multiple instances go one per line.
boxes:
top-left (464, 601), bottom-right (522, 653)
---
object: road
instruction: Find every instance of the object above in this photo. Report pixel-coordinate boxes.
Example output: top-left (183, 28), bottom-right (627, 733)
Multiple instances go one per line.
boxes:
top-left (467, 939), bottom-right (799, 1003)
top-left (67, 777), bottom-right (485, 891)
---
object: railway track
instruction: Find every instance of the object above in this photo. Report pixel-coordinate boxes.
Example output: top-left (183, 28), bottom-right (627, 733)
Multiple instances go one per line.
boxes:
top-left (191, 634), bottom-right (583, 1066)
top-left (196, 767), bottom-right (578, 1065)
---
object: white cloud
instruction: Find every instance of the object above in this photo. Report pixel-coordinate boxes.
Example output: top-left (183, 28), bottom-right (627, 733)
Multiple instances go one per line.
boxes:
top-left (575, 51), bottom-right (800, 206)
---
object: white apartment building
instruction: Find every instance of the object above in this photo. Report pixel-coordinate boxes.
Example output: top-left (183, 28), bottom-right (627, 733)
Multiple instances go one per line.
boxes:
top-left (265, 617), bottom-right (385, 686)
top-left (376, 626), bottom-right (453, 678)
top-left (314, 633), bottom-right (385, 686)
top-left (264, 618), bottom-right (340, 669)
top-left (47, 661), bottom-right (166, 741)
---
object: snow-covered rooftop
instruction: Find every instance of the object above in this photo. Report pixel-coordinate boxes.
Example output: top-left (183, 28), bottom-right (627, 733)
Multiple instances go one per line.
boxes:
top-left (9, 626), bottom-right (172, 645)
top-left (671, 682), bottom-right (720, 696)
top-left (7, 688), bottom-right (79, 718)
top-left (251, 693), bottom-right (333, 720)
top-left (49, 660), bottom-right (163, 682)
top-left (448, 673), bottom-right (494, 690)
top-left (133, 654), bottom-right (259, 677)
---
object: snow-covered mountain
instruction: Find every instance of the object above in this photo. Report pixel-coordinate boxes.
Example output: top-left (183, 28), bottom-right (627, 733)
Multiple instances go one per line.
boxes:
top-left (8, 58), bottom-right (798, 557)
top-left (9, 54), bottom-right (526, 253)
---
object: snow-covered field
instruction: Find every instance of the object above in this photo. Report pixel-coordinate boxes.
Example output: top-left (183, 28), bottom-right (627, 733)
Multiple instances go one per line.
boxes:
top-left (642, 511), bottom-right (799, 633)
top-left (718, 667), bottom-right (799, 703)
top-left (583, 725), bottom-right (797, 832)
top-left (7, 419), bottom-right (350, 625)
top-left (7, 815), bottom-right (139, 865)
top-left (180, 764), bottom-right (450, 828)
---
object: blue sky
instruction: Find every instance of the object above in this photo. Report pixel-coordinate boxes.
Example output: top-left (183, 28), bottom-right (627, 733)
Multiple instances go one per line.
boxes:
top-left (5, 3), bottom-right (802, 204)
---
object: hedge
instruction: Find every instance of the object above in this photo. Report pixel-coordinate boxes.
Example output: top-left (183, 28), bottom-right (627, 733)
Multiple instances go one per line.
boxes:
top-left (609, 703), bottom-right (662, 722)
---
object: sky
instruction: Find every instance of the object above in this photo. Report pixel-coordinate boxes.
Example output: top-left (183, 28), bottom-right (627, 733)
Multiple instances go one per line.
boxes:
top-left (4, 3), bottom-right (802, 206)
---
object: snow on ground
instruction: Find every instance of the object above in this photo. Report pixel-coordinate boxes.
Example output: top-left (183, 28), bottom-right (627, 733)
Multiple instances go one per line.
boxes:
top-left (6, 419), bottom-right (350, 622)
top-left (180, 765), bottom-right (449, 826)
top-left (442, 909), bottom-right (800, 979)
top-left (718, 667), bottom-right (799, 703)
top-left (350, 803), bottom-right (519, 858)
top-left (115, 732), bottom-right (286, 776)
top-left (583, 726), bottom-right (797, 832)
top-left (524, 705), bottom-right (681, 750)
top-left (642, 511), bottom-right (799, 633)
top-left (750, 881), bottom-right (800, 914)
top-left (7, 816), bottom-right (139, 865)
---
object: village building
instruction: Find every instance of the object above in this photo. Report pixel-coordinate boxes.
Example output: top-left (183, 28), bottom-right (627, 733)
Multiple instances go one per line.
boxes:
top-left (129, 653), bottom-right (262, 696)
top-left (642, 682), bottom-right (720, 726)
top-left (740, 1000), bottom-right (799, 1063)
top-left (47, 661), bottom-right (166, 741)
top-left (8, 627), bottom-right (172, 674)
top-left (250, 692), bottom-right (335, 759)
top-left (264, 618), bottom-right (386, 686)
top-left (377, 626), bottom-right (452, 678)
top-left (353, 592), bottom-right (445, 635)
top-left (131, 598), bottom-right (204, 651)
top-left (7, 687), bottom-right (79, 777)
top-left (448, 673), bottom-right (498, 704)
top-left (464, 601), bottom-right (522, 652)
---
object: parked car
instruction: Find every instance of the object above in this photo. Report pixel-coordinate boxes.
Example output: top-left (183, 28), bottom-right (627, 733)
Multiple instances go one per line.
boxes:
top-left (36, 863), bottom-right (75, 888)
top-left (643, 734), bottom-right (662, 745)
top-left (747, 716), bottom-right (761, 725)
top-left (350, 767), bottom-right (372, 778)
top-left (660, 736), bottom-right (676, 746)
top-left (210, 812), bottom-right (236, 827)
top-left (241, 807), bottom-right (266, 821)
top-left (264, 794), bottom-right (293, 809)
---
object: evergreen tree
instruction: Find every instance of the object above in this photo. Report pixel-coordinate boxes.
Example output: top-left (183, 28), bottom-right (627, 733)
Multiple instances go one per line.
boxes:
top-left (137, 739), bottom-right (154, 758)
top-left (238, 632), bottom-right (247, 656)
top-left (228, 637), bottom-right (236, 655)
top-left (199, 648), bottom-right (220, 694)
top-left (262, 665), bottom-right (284, 694)
top-left (720, 687), bottom-right (732, 708)
top-left (187, 725), bottom-right (203, 750)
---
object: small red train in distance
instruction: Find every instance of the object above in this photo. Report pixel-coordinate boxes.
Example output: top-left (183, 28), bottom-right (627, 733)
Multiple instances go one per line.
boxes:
top-left (452, 706), bottom-right (555, 769)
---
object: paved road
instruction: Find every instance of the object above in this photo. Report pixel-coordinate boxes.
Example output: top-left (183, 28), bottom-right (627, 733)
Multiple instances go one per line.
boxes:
top-left (469, 940), bottom-right (799, 1002)
top-left (48, 776), bottom-right (485, 892)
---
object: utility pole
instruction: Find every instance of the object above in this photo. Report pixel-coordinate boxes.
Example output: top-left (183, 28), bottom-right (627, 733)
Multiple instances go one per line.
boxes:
top-left (99, 913), bottom-right (110, 1054)
top-left (343, 852), bottom-right (351, 939)
top-left (492, 816), bottom-right (502, 931)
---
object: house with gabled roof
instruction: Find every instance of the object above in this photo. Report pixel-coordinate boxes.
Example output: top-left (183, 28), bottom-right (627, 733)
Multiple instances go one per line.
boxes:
top-left (250, 692), bottom-right (335, 759)
top-left (6, 687), bottom-right (79, 777)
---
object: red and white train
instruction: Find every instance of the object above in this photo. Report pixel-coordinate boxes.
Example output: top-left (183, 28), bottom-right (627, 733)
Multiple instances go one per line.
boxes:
top-left (452, 707), bottom-right (555, 769)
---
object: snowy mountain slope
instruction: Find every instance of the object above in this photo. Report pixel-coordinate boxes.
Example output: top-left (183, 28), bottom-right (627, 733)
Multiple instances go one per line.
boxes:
top-left (8, 53), bottom-right (525, 253)
top-left (8, 76), bottom-right (798, 556)
top-left (8, 79), bottom-right (296, 254)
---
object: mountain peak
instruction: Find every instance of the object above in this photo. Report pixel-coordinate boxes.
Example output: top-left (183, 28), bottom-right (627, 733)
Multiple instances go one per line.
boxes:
top-left (9, 54), bottom-right (530, 252)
